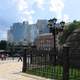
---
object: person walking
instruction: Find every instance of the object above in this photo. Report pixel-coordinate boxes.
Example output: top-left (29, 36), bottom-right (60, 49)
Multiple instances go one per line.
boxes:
top-left (18, 54), bottom-right (22, 62)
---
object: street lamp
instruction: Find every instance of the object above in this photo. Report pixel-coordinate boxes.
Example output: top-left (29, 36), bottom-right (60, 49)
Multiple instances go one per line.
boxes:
top-left (60, 21), bottom-right (65, 31)
top-left (48, 18), bottom-right (65, 51)
top-left (48, 17), bottom-right (65, 65)
top-left (48, 18), bottom-right (57, 52)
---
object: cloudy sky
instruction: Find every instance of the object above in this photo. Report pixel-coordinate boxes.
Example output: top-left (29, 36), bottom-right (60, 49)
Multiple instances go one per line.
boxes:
top-left (0, 0), bottom-right (80, 40)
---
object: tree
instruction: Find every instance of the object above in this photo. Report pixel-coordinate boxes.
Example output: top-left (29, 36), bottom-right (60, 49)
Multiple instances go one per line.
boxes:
top-left (0, 40), bottom-right (7, 50)
top-left (59, 20), bottom-right (80, 45)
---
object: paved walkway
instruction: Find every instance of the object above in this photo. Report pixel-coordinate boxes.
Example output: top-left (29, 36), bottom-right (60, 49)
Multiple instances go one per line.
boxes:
top-left (0, 59), bottom-right (51, 80)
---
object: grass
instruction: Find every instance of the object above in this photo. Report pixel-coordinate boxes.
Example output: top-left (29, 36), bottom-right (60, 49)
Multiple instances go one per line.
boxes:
top-left (26, 65), bottom-right (80, 80)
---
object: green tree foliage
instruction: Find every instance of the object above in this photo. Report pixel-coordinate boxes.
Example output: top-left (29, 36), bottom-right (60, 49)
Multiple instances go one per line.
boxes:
top-left (59, 20), bottom-right (80, 44)
top-left (0, 40), bottom-right (7, 50)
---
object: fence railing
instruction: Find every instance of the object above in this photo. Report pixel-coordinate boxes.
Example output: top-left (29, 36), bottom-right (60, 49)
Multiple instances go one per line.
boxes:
top-left (22, 47), bottom-right (80, 80)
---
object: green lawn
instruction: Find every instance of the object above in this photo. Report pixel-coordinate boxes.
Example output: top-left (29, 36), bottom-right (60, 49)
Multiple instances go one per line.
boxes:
top-left (26, 65), bottom-right (80, 80)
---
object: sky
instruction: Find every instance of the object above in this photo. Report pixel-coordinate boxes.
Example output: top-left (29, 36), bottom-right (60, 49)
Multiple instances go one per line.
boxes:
top-left (0, 0), bottom-right (80, 40)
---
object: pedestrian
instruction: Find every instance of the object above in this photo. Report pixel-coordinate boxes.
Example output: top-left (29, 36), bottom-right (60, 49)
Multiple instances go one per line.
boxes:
top-left (18, 55), bottom-right (22, 62)
top-left (1, 54), bottom-right (4, 60)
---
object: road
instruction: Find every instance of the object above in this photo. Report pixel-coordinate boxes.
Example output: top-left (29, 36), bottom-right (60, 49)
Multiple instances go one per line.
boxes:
top-left (0, 58), bottom-right (50, 80)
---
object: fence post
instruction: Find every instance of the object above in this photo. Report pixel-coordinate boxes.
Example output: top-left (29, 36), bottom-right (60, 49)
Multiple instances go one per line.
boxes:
top-left (63, 46), bottom-right (70, 80)
top-left (22, 48), bottom-right (27, 72)
top-left (49, 49), bottom-right (56, 65)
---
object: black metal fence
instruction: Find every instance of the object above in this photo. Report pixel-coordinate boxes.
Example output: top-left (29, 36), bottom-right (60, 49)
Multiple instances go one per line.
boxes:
top-left (69, 48), bottom-right (80, 80)
top-left (22, 47), bottom-right (80, 80)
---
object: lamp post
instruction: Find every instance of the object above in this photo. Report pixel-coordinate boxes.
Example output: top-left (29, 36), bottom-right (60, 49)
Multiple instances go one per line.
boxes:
top-left (48, 17), bottom-right (65, 64)
top-left (48, 18), bottom-right (57, 52)
top-left (48, 18), bottom-right (65, 51)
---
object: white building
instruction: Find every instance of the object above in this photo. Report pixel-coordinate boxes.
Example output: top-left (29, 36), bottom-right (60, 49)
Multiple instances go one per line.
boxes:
top-left (36, 20), bottom-right (49, 34)
top-left (7, 21), bottom-right (39, 45)
top-left (7, 20), bottom-right (49, 46)
top-left (7, 29), bottom-right (14, 43)
top-left (7, 21), bottom-right (29, 45)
